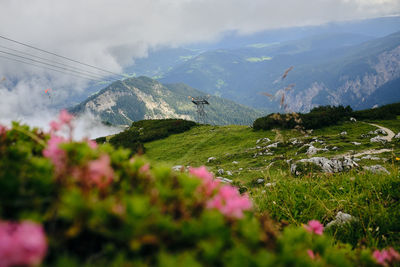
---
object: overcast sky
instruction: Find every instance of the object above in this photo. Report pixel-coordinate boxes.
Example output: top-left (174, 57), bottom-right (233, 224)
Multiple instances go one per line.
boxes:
top-left (0, 0), bottom-right (399, 135)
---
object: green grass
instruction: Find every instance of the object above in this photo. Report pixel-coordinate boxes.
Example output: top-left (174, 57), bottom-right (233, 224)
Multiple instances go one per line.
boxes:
top-left (143, 120), bottom-right (400, 250)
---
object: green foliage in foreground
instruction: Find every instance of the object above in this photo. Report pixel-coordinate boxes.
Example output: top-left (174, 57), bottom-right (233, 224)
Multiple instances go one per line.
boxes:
top-left (0, 122), bottom-right (391, 266)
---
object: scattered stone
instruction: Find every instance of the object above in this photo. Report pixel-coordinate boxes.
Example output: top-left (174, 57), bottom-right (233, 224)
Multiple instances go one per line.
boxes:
top-left (306, 145), bottom-right (328, 156)
top-left (256, 146), bottom-right (261, 149)
top-left (360, 134), bottom-right (370, 138)
top-left (361, 155), bottom-right (380, 161)
top-left (232, 161), bottom-right (239, 164)
top-left (207, 157), bottom-right (217, 163)
top-left (363, 165), bottom-right (390, 174)
top-left (265, 152), bottom-right (274, 156)
top-left (332, 146), bottom-right (339, 150)
top-left (265, 182), bottom-right (276, 187)
top-left (374, 129), bottom-right (387, 135)
top-left (267, 142), bottom-right (279, 149)
top-left (172, 165), bottom-right (184, 171)
top-left (326, 212), bottom-right (356, 228)
top-left (217, 169), bottom-right (224, 175)
top-left (291, 156), bottom-right (358, 174)
top-left (353, 158), bottom-right (361, 162)
top-left (226, 171), bottom-right (232, 176)
top-left (368, 131), bottom-right (374, 135)
top-left (340, 131), bottom-right (347, 136)
top-left (351, 142), bottom-right (361, 146)
top-left (216, 177), bottom-right (232, 183)
top-left (256, 137), bottom-right (271, 144)
top-left (256, 178), bottom-right (265, 184)
top-left (239, 168), bottom-right (243, 171)
top-left (394, 132), bottom-right (400, 139)
top-left (350, 117), bottom-right (357, 122)
top-left (370, 136), bottom-right (387, 143)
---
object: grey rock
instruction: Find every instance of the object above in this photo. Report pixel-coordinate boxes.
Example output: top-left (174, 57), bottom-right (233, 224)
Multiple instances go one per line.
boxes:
top-left (351, 142), bottom-right (361, 146)
top-left (370, 136), bottom-right (387, 143)
top-left (291, 156), bottom-right (358, 174)
top-left (265, 182), bottom-right (276, 187)
top-left (326, 212), bottom-right (356, 227)
top-left (374, 129), bottom-right (387, 135)
top-left (306, 145), bottom-right (318, 156)
top-left (361, 155), bottom-right (380, 160)
top-left (256, 137), bottom-right (271, 144)
top-left (394, 132), bottom-right (400, 139)
top-left (363, 165), bottom-right (390, 174)
top-left (226, 171), bottom-right (232, 176)
top-left (353, 158), bottom-right (361, 162)
top-left (232, 161), bottom-right (239, 164)
top-left (267, 142), bottom-right (279, 149)
top-left (217, 169), bottom-right (224, 175)
top-left (350, 117), bottom-right (357, 122)
top-left (239, 168), bottom-right (243, 171)
top-left (216, 177), bottom-right (232, 183)
top-left (207, 157), bottom-right (217, 163)
top-left (256, 178), bottom-right (264, 184)
top-left (172, 165), bottom-right (184, 171)
top-left (340, 131), bottom-right (347, 136)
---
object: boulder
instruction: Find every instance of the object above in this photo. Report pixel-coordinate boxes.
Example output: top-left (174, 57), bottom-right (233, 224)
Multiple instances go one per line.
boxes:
top-left (374, 129), bottom-right (387, 135)
top-left (395, 132), bottom-right (400, 139)
top-left (363, 165), bottom-right (390, 174)
top-left (172, 165), bottom-right (184, 171)
top-left (226, 171), bottom-right (232, 176)
top-left (217, 169), bottom-right (224, 175)
top-left (326, 212), bottom-right (356, 227)
top-left (340, 131), bottom-right (347, 136)
top-left (370, 136), bottom-right (387, 143)
top-left (351, 142), bottom-right (361, 146)
top-left (266, 142), bottom-right (279, 149)
top-left (207, 157), bottom-right (217, 163)
top-left (350, 117), bottom-right (357, 122)
top-left (291, 156), bottom-right (358, 174)
top-left (256, 178), bottom-right (264, 184)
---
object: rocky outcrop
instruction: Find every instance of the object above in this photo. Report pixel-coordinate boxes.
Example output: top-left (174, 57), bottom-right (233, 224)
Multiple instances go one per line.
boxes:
top-left (291, 157), bottom-right (358, 174)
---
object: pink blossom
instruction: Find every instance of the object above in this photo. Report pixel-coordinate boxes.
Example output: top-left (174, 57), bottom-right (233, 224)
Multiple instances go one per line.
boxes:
top-left (86, 139), bottom-right (98, 149)
top-left (0, 221), bottom-right (47, 267)
top-left (373, 250), bottom-right (389, 266)
top-left (189, 166), bottom-right (219, 196)
top-left (49, 120), bottom-right (61, 132)
top-left (59, 109), bottom-right (73, 125)
top-left (43, 135), bottom-right (67, 171)
top-left (0, 125), bottom-right (7, 136)
top-left (307, 249), bottom-right (315, 260)
top-left (207, 185), bottom-right (252, 219)
top-left (139, 163), bottom-right (150, 173)
top-left (304, 220), bottom-right (324, 235)
top-left (87, 154), bottom-right (114, 189)
top-left (373, 248), bottom-right (400, 266)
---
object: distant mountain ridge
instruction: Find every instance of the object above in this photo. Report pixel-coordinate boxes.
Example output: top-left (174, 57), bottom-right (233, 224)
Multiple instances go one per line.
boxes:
top-left (70, 77), bottom-right (263, 126)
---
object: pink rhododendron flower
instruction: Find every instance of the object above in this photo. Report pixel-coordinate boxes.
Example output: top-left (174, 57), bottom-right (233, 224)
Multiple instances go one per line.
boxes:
top-left (86, 139), bottom-right (98, 149)
top-left (49, 120), bottom-right (61, 132)
top-left (307, 249), bottom-right (315, 260)
top-left (59, 109), bottom-right (74, 125)
top-left (0, 124), bottom-right (7, 136)
top-left (43, 135), bottom-right (67, 171)
top-left (87, 154), bottom-right (114, 189)
top-left (373, 247), bottom-right (400, 266)
top-left (207, 185), bottom-right (252, 219)
top-left (139, 163), bottom-right (150, 173)
top-left (0, 221), bottom-right (47, 267)
top-left (304, 220), bottom-right (324, 235)
top-left (189, 166), bottom-right (219, 196)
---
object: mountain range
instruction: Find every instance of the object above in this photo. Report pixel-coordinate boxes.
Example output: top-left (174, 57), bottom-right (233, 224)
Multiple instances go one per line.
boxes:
top-left (70, 76), bottom-right (263, 126)
top-left (125, 16), bottom-right (400, 112)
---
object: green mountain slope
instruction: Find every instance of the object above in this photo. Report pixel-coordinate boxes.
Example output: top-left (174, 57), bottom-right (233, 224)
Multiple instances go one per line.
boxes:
top-left (70, 76), bottom-right (263, 126)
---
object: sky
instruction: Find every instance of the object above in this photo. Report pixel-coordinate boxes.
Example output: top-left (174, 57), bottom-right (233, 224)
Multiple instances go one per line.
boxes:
top-left (0, 0), bottom-right (399, 137)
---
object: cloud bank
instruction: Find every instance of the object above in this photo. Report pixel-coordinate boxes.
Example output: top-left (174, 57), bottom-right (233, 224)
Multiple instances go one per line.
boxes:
top-left (0, 0), bottom-right (399, 132)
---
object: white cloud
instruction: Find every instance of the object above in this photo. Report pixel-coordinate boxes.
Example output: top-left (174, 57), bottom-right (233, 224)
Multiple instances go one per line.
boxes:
top-left (0, 0), bottom-right (398, 130)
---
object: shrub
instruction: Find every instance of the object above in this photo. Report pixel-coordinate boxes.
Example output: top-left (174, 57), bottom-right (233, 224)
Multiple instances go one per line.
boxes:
top-left (0, 112), bottom-right (396, 266)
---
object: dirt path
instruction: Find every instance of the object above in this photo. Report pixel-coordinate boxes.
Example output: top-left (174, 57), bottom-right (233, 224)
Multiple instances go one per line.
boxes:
top-left (367, 123), bottom-right (395, 141)
top-left (335, 123), bottom-right (395, 158)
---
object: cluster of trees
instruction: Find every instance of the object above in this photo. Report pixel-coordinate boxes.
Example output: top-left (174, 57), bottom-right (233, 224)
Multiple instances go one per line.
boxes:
top-left (104, 119), bottom-right (197, 154)
top-left (253, 102), bottom-right (400, 130)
